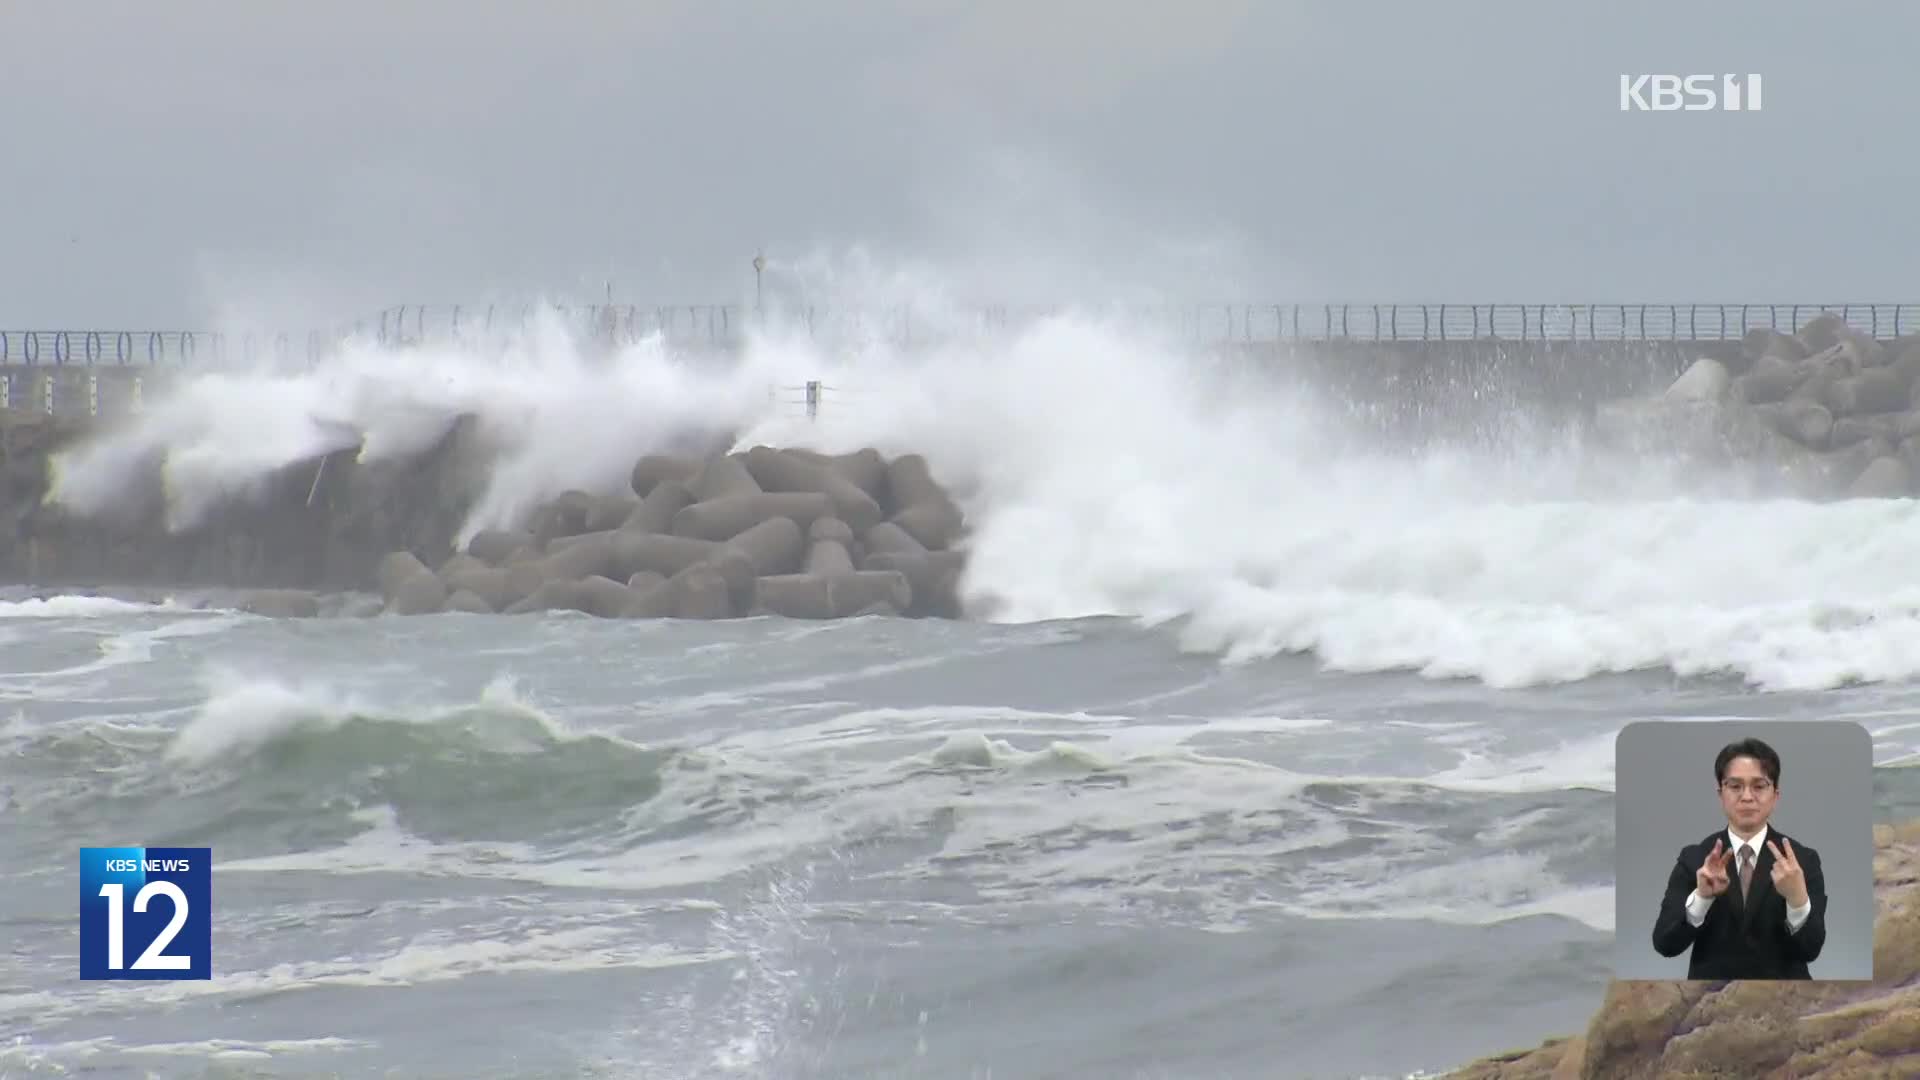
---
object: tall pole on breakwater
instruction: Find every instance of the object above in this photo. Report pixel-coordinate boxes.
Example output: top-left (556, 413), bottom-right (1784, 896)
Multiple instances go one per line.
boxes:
top-left (753, 252), bottom-right (765, 325)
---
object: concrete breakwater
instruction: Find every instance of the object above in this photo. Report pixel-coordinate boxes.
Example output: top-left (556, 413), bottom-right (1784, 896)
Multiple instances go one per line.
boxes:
top-left (3, 307), bottom-right (1911, 620)
top-left (380, 445), bottom-right (968, 621)
top-left (0, 406), bottom-right (968, 621)
top-left (0, 408), bottom-right (488, 609)
top-left (1591, 312), bottom-right (1920, 496)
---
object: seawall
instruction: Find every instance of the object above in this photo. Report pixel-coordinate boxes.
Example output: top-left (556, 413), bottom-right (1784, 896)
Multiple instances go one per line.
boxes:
top-left (0, 407), bottom-right (968, 621)
top-left (7, 310), bottom-right (1919, 616)
top-left (0, 408), bottom-right (488, 608)
top-left (0, 339), bottom-right (1718, 424)
top-left (1588, 317), bottom-right (1920, 497)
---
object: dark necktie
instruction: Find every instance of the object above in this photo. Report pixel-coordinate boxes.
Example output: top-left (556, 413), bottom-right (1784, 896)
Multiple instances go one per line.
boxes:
top-left (1739, 846), bottom-right (1755, 901)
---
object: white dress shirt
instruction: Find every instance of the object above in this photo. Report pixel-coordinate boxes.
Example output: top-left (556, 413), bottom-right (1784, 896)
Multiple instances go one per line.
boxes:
top-left (1684, 823), bottom-right (1812, 931)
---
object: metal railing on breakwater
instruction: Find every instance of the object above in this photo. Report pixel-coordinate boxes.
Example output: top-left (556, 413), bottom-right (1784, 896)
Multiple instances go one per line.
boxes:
top-left (4, 302), bottom-right (1919, 367)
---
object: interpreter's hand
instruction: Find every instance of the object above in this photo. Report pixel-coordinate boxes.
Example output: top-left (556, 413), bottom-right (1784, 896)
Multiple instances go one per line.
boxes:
top-left (1696, 838), bottom-right (1733, 898)
top-left (1768, 838), bottom-right (1809, 908)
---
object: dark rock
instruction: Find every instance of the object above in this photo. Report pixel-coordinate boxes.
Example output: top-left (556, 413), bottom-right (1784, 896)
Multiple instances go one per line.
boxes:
top-left (583, 494), bottom-right (641, 533)
top-left (863, 521), bottom-right (927, 558)
top-left (805, 539), bottom-right (855, 576)
top-left (689, 455), bottom-right (762, 502)
top-left (1829, 369), bottom-right (1911, 416)
top-left (530, 490), bottom-right (595, 547)
top-left (1742, 327), bottom-right (1809, 365)
top-left (861, 550), bottom-right (967, 618)
top-left (630, 454), bottom-right (701, 499)
top-left (1736, 363), bottom-right (1811, 405)
top-left (808, 517), bottom-right (854, 546)
top-left (725, 516), bottom-right (806, 577)
top-left (622, 479), bottom-right (693, 535)
top-left (1850, 456), bottom-right (1911, 498)
top-left (1795, 311), bottom-right (1850, 354)
top-left (667, 562), bottom-right (732, 619)
top-left (444, 589), bottom-right (494, 614)
top-left (466, 528), bottom-right (533, 564)
top-left (741, 446), bottom-right (884, 532)
top-left (755, 570), bottom-right (912, 620)
top-left (671, 492), bottom-right (835, 542)
top-left (443, 564), bottom-right (513, 611)
top-left (890, 500), bottom-right (966, 551)
top-left (1758, 399), bottom-right (1835, 449)
top-left (387, 572), bottom-right (448, 615)
top-left (239, 589), bottom-right (321, 618)
top-left (883, 453), bottom-right (947, 517)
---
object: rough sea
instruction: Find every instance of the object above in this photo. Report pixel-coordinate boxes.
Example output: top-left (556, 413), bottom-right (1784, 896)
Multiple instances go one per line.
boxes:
top-left (8, 314), bottom-right (1920, 1078)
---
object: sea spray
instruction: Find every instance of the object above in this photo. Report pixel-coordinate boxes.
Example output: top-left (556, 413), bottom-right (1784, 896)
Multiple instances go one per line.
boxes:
top-left (46, 310), bottom-right (822, 543)
top-left (33, 289), bottom-right (1920, 688)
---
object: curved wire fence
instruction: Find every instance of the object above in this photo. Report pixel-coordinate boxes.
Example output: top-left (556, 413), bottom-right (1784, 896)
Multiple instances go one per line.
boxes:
top-left (0, 329), bottom-right (339, 368)
top-left (358, 302), bottom-right (1920, 347)
top-left (4, 302), bottom-right (1918, 366)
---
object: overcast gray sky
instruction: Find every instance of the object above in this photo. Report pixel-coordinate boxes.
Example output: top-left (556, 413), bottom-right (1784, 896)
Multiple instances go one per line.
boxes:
top-left (2, 0), bottom-right (1915, 330)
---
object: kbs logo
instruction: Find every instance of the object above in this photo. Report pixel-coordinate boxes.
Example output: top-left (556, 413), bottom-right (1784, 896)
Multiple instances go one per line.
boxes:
top-left (79, 847), bottom-right (212, 980)
top-left (1620, 74), bottom-right (1763, 112)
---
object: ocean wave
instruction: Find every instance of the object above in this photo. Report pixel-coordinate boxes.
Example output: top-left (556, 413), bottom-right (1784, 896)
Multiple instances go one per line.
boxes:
top-left (160, 668), bottom-right (648, 764)
top-left (1, 922), bottom-right (727, 1031)
top-left (0, 595), bottom-right (209, 619)
top-left (197, 719), bottom-right (1621, 934)
top-left (4, 671), bottom-right (672, 859)
top-left (35, 299), bottom-right (1920, 691)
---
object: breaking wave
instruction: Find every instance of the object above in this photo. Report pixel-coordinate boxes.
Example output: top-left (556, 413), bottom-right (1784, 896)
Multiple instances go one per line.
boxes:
top-left (37, 277), bottom-right (1920, 691)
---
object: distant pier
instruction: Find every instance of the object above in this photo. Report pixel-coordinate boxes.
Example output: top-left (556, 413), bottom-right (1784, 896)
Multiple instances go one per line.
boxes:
top-left (5, 302), bottom-right (1916, 419)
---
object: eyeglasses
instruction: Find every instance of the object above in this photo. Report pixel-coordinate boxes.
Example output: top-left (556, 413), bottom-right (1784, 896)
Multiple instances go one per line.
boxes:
top-left (1720, 780), bottom-right (1774, 796)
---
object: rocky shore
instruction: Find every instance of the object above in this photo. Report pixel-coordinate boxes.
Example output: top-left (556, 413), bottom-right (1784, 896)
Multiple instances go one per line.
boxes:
top-left (0, 407), bottom-right (968, 620)
top-left (1593, 312), bottom-right (1920, 496)
top-left (1447, 819), bottom-right (1920, 1079)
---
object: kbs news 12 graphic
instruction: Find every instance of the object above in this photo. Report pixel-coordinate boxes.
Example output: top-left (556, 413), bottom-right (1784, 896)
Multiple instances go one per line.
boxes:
top-left (78, 847), bottom-right (213, 981)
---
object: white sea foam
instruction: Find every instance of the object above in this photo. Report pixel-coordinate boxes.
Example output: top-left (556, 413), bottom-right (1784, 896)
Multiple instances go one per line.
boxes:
top-left (45, 310), bottom-right (822, 544)
top-left (162, 667), bottom-right (369, 764)
top-left (10, 924), bottom-right (725, 1022)
top-left (37, 264), bottom-right (1920, 690)
top-left (0, 595), bottom-right (200, 619)
top-left (162, 668), bottom-right (597, 766)
top-left (0, 613), bottom-right (248, 696)
top-left (211, 710), bottom-right (1608, 938)
top-left (0, 1035), bottom-right (374, 1066)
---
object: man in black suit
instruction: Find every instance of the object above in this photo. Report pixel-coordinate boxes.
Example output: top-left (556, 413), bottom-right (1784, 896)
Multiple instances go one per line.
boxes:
top-left (1650, 736), bottom-right (1827, 979)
